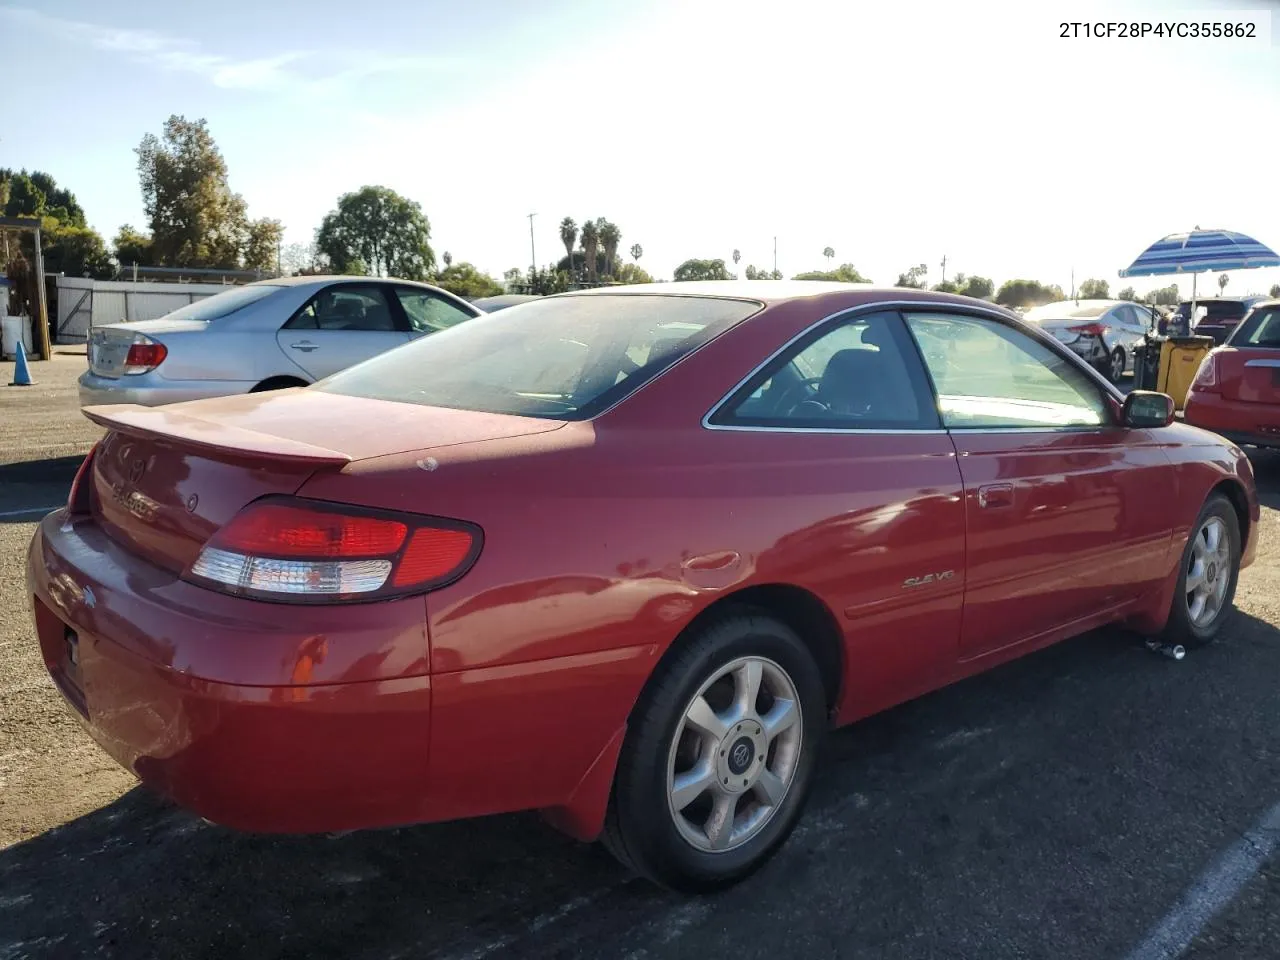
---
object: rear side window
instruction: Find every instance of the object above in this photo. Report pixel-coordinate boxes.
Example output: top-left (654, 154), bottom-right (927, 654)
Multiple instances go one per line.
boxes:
top-left (286, 285), bottom-right (399, 332)
top-left (316, 294), bottom-right (761, 419)
top-left (1230, 307), bottom-right (1280, 347)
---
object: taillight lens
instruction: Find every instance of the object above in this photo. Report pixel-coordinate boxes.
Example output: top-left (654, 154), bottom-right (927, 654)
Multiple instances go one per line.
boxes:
top-left (1067, 322), bottom-right (1107, 337)
top-left (123, 335), bottom-right (167, 374)
top-left (66, 443), bottom-right (99, 515)
top-left (185, 497), bottom-right (481, 603)
top-left (1192, 352), bottom-right (1219, 392)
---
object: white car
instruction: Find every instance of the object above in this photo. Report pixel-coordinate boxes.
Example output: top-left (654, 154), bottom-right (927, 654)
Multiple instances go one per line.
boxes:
top-left (79, 276), bottom-right (481, 407)
top-left (1022, 299), bottom-right (1157, 383)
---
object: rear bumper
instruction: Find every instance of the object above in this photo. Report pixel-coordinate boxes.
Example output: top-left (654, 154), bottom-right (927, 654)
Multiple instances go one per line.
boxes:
top-left (78, 371), bottom-right (257, 408)
top-left (27, 513), bottom-right (433, 833)
top-left (1183, 391), bottom-right (1280, 449)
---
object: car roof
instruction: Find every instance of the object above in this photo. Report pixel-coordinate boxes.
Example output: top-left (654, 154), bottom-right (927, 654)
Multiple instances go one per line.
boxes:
top-left (248, 275), bottom-right (439, 288)
top-left (554, 280), bottom-right (1011, 311)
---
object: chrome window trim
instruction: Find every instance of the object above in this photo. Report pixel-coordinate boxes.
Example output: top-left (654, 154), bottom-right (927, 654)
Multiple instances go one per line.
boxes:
top-left (1243, 358), bottom-right (1280, 368)
top-left (701, 299), bottom-right (1123, 436)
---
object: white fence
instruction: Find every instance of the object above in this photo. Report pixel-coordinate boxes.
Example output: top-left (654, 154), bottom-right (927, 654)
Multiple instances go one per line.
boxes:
top-left (55, 277), bottom-right (236, 343)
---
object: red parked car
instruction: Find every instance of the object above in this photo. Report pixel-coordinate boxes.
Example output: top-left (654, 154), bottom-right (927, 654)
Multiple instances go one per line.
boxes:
top-left (1184, 299), bottom-right (1280, 448)
top-left (28, 283), bottom-right (1259, 891)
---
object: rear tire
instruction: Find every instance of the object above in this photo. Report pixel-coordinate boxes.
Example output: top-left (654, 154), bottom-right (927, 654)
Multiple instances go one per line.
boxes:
top-left (602, 611), bottom-right (826, 892)
top-left (1107, 347), bottom-right (1126, 383)
top-left (1159, 493), bottom-right (1240, 649)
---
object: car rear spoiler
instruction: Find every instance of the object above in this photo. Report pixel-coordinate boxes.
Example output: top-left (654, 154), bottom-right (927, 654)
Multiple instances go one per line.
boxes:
top-left (82, 404), bottom-right (354, 467)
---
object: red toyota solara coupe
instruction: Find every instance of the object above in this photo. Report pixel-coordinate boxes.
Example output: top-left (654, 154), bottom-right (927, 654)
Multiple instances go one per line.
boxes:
top-left (1184, 298), bottom-right (1280, 449)
top-left (29, 282), bottom-right (1259, 891)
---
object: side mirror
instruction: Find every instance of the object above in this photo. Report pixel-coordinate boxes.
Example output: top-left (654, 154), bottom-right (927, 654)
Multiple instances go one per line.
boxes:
top-left (1122, 390), bottom-right (1175, 428)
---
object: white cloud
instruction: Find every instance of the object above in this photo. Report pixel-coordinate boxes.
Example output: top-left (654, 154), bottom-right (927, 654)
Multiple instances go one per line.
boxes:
top-left (0, 6), bottom-right (464, 94)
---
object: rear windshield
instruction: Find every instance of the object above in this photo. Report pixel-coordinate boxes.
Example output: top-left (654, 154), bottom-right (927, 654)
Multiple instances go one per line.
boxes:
top-left (161, 284), bottom-right (283, 321)
top-left (1228, 306), bottom-right (1280, 347)
top-left (316, 294), bottom-right (762, 419)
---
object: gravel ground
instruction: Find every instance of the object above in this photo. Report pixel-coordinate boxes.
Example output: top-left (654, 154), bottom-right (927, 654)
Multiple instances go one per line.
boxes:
top-left (1, 361), bottom-right (1280, 960)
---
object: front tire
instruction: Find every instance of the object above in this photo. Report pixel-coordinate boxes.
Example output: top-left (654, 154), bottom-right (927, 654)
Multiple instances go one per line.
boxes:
top-left (602, 612), bottom-right (826, 892)
top-left (1160, 493), bottom-right (1241, 649)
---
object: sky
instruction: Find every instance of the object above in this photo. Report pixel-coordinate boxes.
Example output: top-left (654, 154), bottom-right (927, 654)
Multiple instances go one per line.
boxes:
top-left (2, 0), bottom-right (1279, 298)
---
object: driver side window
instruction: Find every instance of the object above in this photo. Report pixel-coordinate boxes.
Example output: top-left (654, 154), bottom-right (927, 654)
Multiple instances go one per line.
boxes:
top-left (713, 311), bottom-right (939, 430)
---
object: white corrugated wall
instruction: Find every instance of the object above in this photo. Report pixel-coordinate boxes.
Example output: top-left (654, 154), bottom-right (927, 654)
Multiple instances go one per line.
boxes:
top-left (55, 277), bottom-right (236, 342)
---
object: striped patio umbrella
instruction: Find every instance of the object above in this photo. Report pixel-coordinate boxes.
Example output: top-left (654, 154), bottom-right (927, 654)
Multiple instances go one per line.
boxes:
top-left (1119, 229), bottom-right (1280, 333)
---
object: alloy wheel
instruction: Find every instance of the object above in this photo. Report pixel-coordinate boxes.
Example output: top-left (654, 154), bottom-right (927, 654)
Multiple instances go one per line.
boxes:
top-left (665, 656), bottom-right (803, 853)
top-left (1186, 516), bottom-right (1231, 628)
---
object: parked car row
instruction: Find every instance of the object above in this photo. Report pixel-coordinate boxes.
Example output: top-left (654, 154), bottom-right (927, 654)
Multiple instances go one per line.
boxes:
top-left (35, 280), bottom-right (1262, 891)
top-left (1021, 299), bottom-right (1158, 383)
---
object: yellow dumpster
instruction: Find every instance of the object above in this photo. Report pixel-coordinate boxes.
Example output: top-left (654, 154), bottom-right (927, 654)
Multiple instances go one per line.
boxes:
top-left (1156, 335), bottom-right (1215, 410)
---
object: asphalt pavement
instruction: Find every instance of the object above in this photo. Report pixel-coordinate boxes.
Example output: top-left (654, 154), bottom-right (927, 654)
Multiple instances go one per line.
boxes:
top-left (2, 358), bottom-right (1280, 960)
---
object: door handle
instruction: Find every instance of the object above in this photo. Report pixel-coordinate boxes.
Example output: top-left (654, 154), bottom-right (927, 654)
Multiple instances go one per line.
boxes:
top-left (977, 483), bottom-right (1014, 509)
top-left (290, 341), bottom-right (318, 352)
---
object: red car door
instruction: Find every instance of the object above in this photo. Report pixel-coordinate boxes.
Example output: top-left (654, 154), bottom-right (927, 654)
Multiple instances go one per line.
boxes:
top-left (703, 309), bottom-right (967, 718)
top-left (904, 309), bottom-right (1175, 661)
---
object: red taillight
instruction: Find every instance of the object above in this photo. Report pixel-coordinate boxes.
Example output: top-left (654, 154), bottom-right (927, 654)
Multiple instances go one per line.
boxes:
top-left (1192, 352), bottom-right (1219, 392)
top-left (1067, 322), bottom-right (1107, 337)
top-left (123, 339), bottom-right (167, 374)
top-left (66, 443), bottom-right (99, 515)
top-left (185, 497), bottom-right (481, 603)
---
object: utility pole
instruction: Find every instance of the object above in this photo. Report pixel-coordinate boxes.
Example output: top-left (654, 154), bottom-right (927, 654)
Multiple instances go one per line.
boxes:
top-left (528, 213), bottom-right (537, 273)
top-left (940, 254), bottom-right (947, 284)
top-left (277, 237), bottom-right (283, 277)
top-left (773, 236), bottom-right (777, 275)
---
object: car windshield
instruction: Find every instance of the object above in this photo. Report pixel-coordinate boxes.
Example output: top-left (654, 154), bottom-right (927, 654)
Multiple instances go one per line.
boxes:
top-left (1228, 306), bottom-right (1280, 347)
top-left (316, 294), bottom-right (763, 419)
top-left (159, 284), bottom-right (283, 321)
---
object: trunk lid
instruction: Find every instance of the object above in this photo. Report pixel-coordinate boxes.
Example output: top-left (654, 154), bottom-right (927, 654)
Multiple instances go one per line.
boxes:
top-left (82, 391), bottom-right (564, 573)
top-left (1216, 346), bottom-right (1280, 404)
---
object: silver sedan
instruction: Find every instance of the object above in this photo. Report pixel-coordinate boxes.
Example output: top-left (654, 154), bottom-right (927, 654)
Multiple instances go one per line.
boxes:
top-left (79, 276), bottom-right (481, 407)
top-left (1021, 299), bottom-right (1157, 383)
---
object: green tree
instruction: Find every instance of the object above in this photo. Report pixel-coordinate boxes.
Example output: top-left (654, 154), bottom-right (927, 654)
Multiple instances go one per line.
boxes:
top-left (556, 249), bottom-right (607, 277)
top-left (1144, 283), bottom-right (1180, 305)
top-left (316, 185), bottom-right (435, 279)
top-left (1217, 273), bottom-right (1229, 295)
top-left (559, 218), bottom-right (577, 277)
top-left (580, 220), bottom-right (600, 282)
top-left (1078, 278), bottom-right (1110, 299)
top-left (3, 172), bottom-right (45, 218)
top-left (793, 263), bottom-right (870, 283)
top-left (616, 262), bottom-right (654, 284)
top-left (732, 249), bottom-right (741, 269)
top-left (674, 258), bottom-right (734, 281)
top-left (1270, 284), bottom-right (1280, 298)
top-left (279, 241), bottom-right (319, 276)
top-left (1117, 286), bottom-right (1138, 301)
top-left (243, 218), bottom-right (283, 273)
top-left (29, 172), bottom-right (86, 226)
top-left (822, 246), bottom-right (834, 265)
top-left (136, 115), bottom-right (250, 268)
top-left (958, 275), bottom-right (994, 299)
top-left (896, 264), bottom-right (928, 288)
top-left (42, 222), bottom-right (112, 277)
top-left (630, 243), bottom-right (643, 263)
top-left (442, 251), bottom-right (453, 268)
top-left (112, 224), bottom-right (155, 267)
top-left (995, 279), bottom-right (1065, 308)
top-left (435, 262), bottom-right (503, 299)
top-left (526, 266), bottom-right (571, 295)
top-left (503, 267), bottom-right (524, 286)
top-left (597, 219), bottom-right (621, 277)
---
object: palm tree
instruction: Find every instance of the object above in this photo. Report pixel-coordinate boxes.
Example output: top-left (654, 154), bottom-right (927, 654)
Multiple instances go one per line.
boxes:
top-left (823, 246), bottom-right (834, 265)
top-left (630, 243), bottom-right (643, 263)
top-left (580, 220), bottom-right (600, 282)
top-left (597, 219), bottom-right (621, 278)
top-left (732, 249), bottom-right (741, 268)
top-left (1218, 273), bottom-right (1229, 295)
top-left (442, 251), bottom-right (453, 268)
top-left (559, 218), bottom-right (577, 279)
